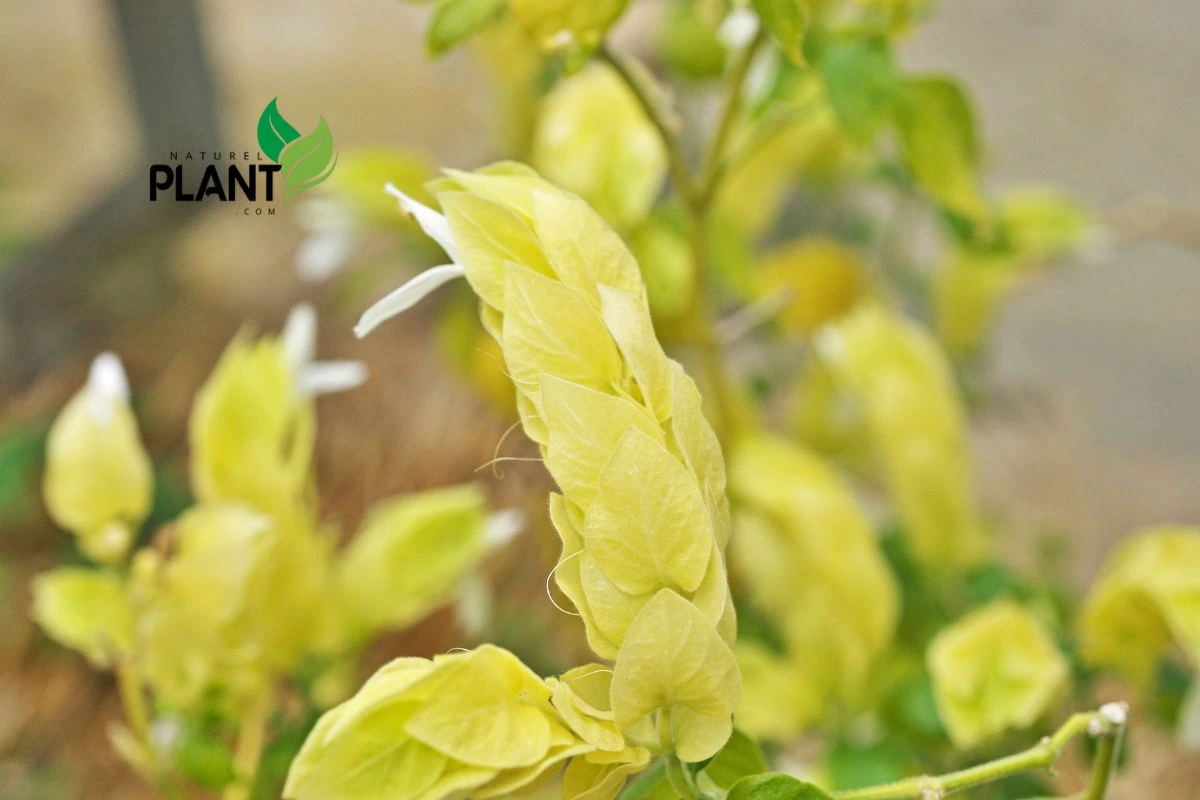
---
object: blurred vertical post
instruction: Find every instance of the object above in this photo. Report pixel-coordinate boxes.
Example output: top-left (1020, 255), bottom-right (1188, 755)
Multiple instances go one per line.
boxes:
top-left (0, 0), bottom-right (222, 387)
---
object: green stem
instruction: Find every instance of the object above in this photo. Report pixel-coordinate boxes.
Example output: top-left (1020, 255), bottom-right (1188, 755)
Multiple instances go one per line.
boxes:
top-left (221, 690), bottom-right (273, 800)
top-left (834, 706), bottom-right (1127, 800)
top-left (697, 26), bottom-right (769, 207)
top-left (1082, 711), bottom-right (1124, 800)
top-left (116, 662), bottom-right (150, 743)
top-left (597, 45), bottom-right (698, 209)
top-left (656, 710), bottom-right (702, 800)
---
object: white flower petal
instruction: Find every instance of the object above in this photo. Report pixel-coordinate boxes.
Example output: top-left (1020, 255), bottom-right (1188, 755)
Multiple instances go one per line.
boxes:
top-left (485, 508), bottom-right (524, 549)
top-left (282, 303), bottom-right (317, 373)
top-left (296, 360), bottom-right (368, 397)
top-left (384, 183), bottom-right (459, 262)
top-left (296, 231), bottom-right (356, 283)
top-left (87, 352), bottom-right (130, 423)
top-left (719, 6), bottom-right (759, 49)
top-left (354, 264), bottom-right (465, 338)
top-left (455, 573), bottom-right (492, 638)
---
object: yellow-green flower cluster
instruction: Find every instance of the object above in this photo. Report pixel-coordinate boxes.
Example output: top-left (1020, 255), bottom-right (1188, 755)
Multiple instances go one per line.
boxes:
top-left (1079, 526), bottom-right (1200, 684)
top-left (818, 303), bottom-right (989, 572)
top-left (728, 435), bottom-right (898, 740)
top-left (358, 162), bottom-right (741, 762)
top-left (34, 315), bottom-right (501, 721)
top-left (286, 646), bottom-right (647, 800)
top-left (928, 600), bottom-right (1068, 749)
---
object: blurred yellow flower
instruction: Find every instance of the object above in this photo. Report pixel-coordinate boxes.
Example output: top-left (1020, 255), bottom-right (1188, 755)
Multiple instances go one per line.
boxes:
top-left (44, 353), bottom-right (152, 564)
top-left (1079, 526), bottom-right (1200, 684)
top-left (928, 600), bottom-right (1068, 749)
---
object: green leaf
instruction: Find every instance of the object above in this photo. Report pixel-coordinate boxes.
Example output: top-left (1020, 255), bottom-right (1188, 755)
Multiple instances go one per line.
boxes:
top-left (698, 730), bottom-right (768, 792)
top-left (279, 117), bottom-right (338, 201)
top-left (256, 98), bottom-right (301, 162)
top-left (826, 739), bottom-right (909, 791)
top-left (819, 40), bottom-right (899, 142)
top-left (177, 724), bottom-right (237, 790)
top-left (727, 773), bottom-right (835, 800)
top-left (427, 0), bottom-right (506, 57)
top-left (752, 0), bottom-right (806, 65)
top-left (895, 76), bottom-right (984, 218)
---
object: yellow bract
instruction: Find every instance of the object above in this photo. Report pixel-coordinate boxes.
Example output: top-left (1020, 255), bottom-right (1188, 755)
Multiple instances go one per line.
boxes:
top-left (928, 600), bottom-right (1068, 749)
top-left (1079, 526), bottom-right (1200, 684)
top-left (532, 64), bottom-right (667, 230)
top-left (820, 304), bottom-right (988, 572)
top-left (43, 360), bottom-right (152, 564)
top-left (284, 646), bottom-right (597, 800)
top-left (335, 485), bottom-right (488, 643)
top-left (31, 567), bottom-right (134, 668)
top-left (611, 590), bottom-right (741, 762)
top-left (759, 238), bottom-right (867, 334)
top-left (728, 436), bottom-right (897, 738)
top-left (189, 335), bottom-right (314, 518)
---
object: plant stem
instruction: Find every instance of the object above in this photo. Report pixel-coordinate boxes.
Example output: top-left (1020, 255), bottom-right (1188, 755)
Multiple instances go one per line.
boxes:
top-left (222, 690), bottom-right (273, 800)
top-left (117, 662), bottom-right (150, 743)
top-left (658, 711), bottom-right (703, 800)
top-left (833, 705), bottom-right (1127, 800)
top-left (697, 26), bottom-right (768, 207)
top-left (597, 45), bottom-right (698, 209)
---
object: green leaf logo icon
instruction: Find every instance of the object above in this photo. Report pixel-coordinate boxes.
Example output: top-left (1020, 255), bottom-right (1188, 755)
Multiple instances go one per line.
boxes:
top-left (257, 98), bottom-right (301, 162)
top-left (279, 117), bottom-right (338, 201)
top-left (256, 98), bottom-right (337, 200)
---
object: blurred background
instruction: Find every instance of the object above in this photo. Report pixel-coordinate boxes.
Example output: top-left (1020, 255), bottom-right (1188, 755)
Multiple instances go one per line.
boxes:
top-left (0, 0), bottom-right (1197, 797)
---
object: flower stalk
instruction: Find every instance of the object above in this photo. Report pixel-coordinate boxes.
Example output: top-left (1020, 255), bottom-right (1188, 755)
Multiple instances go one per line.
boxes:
top-left (833, 704), bottom-right (1128, 800)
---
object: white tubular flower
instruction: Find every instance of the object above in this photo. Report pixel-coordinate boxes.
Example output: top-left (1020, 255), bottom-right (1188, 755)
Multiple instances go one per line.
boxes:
top-left (282, 303), bottom-right (368, 398)
top-left (353, 184), bottom-right (466, 338)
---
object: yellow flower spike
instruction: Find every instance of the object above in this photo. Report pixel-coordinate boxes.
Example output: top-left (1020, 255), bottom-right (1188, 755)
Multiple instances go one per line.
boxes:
top-left (133, 502), bottom-right (331, 711)
top-left (1079, 526), bottom-right (1200, 683)
top-left (728, 436), bottom-right (897, 734)
top-left (190, 304), bottom-right (365, 517)
top-left (44, 353), bottom-right (152, 564)
top-left (532, 63), bottom-right (667, 230)
top-left (189, 335), bottom-right (310, 516)
top-left (758, 238), bottom-right (866, 334)
top-left (358, 164), bottom-right (740, 765)
top-left (928, 600), bottom-right (1069, 750)
top-left (819, 304), bottom-right (989, 572)
top-left (285, 646), bottom-right (597, 800)
top-left (335, 485), bottom-right (499, 643)
top-left (31, 567), bottom-right (134, 668)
